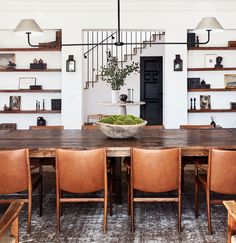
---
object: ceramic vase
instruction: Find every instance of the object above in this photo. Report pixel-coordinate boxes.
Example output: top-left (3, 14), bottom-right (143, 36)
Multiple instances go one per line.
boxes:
top-left (111, 90), bottom-right (119, 104)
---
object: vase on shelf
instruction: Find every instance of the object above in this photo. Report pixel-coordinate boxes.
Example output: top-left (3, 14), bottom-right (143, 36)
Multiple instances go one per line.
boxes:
top-left (111, 90), bottom-right (119, 104)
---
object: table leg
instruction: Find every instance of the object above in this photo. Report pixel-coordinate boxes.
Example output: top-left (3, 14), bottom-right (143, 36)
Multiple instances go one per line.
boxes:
top-left (111, 157), bottom-right (122, 204)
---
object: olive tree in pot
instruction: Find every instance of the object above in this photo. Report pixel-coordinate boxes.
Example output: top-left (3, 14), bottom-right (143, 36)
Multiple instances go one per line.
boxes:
top-left (100, 51), bottom-right (139, 103)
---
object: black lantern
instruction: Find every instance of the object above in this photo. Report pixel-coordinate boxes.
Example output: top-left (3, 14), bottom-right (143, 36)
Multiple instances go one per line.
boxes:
top-left (66, 55), bottom-right (76, 72)
top-left (174, 54), bottom-right (183, 71)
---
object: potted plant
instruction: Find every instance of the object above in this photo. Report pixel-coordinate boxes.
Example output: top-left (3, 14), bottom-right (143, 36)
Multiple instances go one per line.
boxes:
top-left (100, 51), bottom-right (139, 103)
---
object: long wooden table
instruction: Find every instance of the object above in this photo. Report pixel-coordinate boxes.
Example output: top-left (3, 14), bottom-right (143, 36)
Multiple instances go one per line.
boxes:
top-left (0, 128), bottom-right (236, 203)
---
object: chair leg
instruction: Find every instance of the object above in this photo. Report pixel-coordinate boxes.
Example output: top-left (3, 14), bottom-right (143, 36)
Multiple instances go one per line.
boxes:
top-left (104, 194), bottom-right (108, 233)
top-left (195, 180), bottom-right (199, 218)
top-left (131, 186), bottom-right (134, 233)
top-left (56, 193), bottom-right (61, 233)
top-left (206, 190), bottom-right (212, 235)
top-left (109, 174), bottom-right (113, 216)
top-left (27, 193), bottom-right (32, 234)
top-left (178, 194), bottom-right (182, 233)
top-left (39, 165), bottom-right (43, 217)
top-left (127, 172), bottom-right (131, 216)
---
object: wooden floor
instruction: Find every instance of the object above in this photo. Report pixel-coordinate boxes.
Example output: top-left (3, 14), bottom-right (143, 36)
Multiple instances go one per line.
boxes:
top-left (0, 170), bottom-right (230, 243)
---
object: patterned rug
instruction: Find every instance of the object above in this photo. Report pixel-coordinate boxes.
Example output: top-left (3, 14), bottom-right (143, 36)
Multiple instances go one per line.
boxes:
top-left (1, 171), bottom-right (229, 243)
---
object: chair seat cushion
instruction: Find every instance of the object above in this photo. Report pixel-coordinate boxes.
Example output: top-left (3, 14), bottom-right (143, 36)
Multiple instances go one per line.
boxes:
top-left (0, 235), bottom-right (15, 243)
top-left (232, 235), bottom-right (236, 243)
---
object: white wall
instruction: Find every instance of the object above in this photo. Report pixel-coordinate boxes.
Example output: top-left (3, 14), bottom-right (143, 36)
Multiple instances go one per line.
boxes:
top-left (0, 0), bottom-right (236, 128)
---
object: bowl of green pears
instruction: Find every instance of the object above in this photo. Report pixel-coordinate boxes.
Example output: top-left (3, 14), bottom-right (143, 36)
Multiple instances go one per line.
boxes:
top-left (96, 115), bottom-right (147, 139)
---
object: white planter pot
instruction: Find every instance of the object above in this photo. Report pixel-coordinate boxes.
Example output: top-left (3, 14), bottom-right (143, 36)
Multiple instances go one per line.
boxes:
top-left (111, 90), bottom-right (119, 104)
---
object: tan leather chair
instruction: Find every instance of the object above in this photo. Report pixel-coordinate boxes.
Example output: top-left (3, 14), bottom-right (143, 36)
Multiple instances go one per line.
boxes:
top-left (180, 125), bottom-right (212, 129)
top-left (0, 201), bottom-right (24, 243)
top-left (56, 148), bottom-right (109, 233)
top-left (0, 149), bottom-right (40, 233)
top-left (195, 149), bottom-right (236, 234)
top-left (29, 125), bottom-right (64, 216)
top-left (223, 201), bottom-right (236, 243)
top-left (130, 147), bottom-right (182, 232)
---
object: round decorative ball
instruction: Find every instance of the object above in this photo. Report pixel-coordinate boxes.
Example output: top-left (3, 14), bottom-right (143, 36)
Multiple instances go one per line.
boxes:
top-left (119, 94), bottom-right (128, 102)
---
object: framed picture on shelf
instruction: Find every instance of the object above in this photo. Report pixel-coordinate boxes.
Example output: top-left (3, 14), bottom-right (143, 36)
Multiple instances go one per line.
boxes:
top-left (0, 53), bottom-right (15, 69)
top-left (18, 77), bottom-right (36, 89)
top-left (200, 95), bottom-right (211, 109)
top-left (224, 74), bottom-right (236, 88)
top-left (205, 54), bottom-right (216, 68)
top-left (9, 96), bottom-right (21, 110)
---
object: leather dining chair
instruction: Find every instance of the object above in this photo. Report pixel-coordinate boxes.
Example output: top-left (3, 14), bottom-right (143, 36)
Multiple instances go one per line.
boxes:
top-left (180, 125), bottom-right (212, 129)
top-left (223, 201), bottom-right (236, 243)
top-left (0, 201), bottom-right (24, 243)
top-left (129, 147), bottom-right (182, 233)
top-left (0, 149), bottom-right (41, 234)
top-left (56, 148), bottom-right (109, 233)
top-left (195, 149), bottom-right (236, 234)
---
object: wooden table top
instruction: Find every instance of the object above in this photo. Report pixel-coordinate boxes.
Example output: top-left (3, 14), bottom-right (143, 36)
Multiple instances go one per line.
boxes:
top-left (0, 128), bottom-right (235, 157)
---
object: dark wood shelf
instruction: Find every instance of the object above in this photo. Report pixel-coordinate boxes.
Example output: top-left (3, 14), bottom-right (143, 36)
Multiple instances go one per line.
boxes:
top-left (0, 110), bottom-right (61, 114)
top-left (188, 67), bottom-right (236, 71)
top-left (0, 89), bottom-right (61, 93)
top-left (188, 109), bottom-right (236, 113)
top-left (188, 88), bottom-right (236, 92)
top-left (0, 69), bottom-right (61, 72)
top-left (0, 47), bottom-right (61, 52)
top-left (188, 47), bottom-right (236, 50)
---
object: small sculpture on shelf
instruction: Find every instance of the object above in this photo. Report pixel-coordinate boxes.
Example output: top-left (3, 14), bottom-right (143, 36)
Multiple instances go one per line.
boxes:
top-left (3, 104), bottom-right (11, 111)
top-left (7, 61), bottom-right (16, 69)
top-left (193, 98), bottom-right (196, 110)
top-left (210, 116), bottom-right (216, 128)
top-left (190, 98), bottom-right (193, 110)
top-left (119, 94), bottom-right (128, 102)
top-left (215, 56), bottom-right (223, 68)
top-left (30, 58), bottom-right (47, 69)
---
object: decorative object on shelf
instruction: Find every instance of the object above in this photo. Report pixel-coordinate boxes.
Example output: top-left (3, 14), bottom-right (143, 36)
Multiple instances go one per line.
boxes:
top-left (37, 117), bottom-right (46, 126)
top-left (200, 95), bottom-right (211, 109)
top-left (205, 54), bottom-right (216, 68)
top-left (7, 61), bottom-right (16, 69)
top-left (196, 36), bottom-right (200, 47)
top-left (224, 74), bottom-right (236, 88)
top-left (38, 30), bottom-right (62, 49)
top-left (18, 77), bottom-right (36, 89)
top-left (215, 56), bottom-right (223, 68)
top-left (187, 33), bottom-right (196, 48)
top-left (9, 96), bottom-right (21, 110)
top-left (0, 123), bottom-right (17, 130)
top-left (111, 90), bottom-right (119, 104)
top-left (42, 99), bottom-right (45, 110)
top-left (99, 51), bottom-right (139, 103)
top-left (230, 102), bottom-right (236, 110)
top-left (3, 104), bottom-right (11, 111)
top-left (199, 79), bottom-right (211, 89)
top-left (194, 98), bottom-right (196, 110)
top-left (119, 94), bottom-right (128, 102)
top-left (36, 100), bottom-right (40, 110)
top-left (210, 116), bottom-right (216, 128)
top-left (96, 115), bottom-right (147, 139)
top-left (51, 99), bottom-right (61, 110)
top-left (30, 58), bottom-right (47, 69)
top-left (173, 54), bottom-right (183, 71)
top-left (29, 85), bottom-right (42, 90)
top-left (187, 78), bottom-right (201, 89)
top-left (66, 55), bottom-right (76, 72)
top-left (228, 41), bottom-right (236, 47)
top-left (0, 53), bottom-right (15, 69)
top-left (190, 98), bottom-right (193, 110)
top-left (201, 79), bottom-right (206, 85)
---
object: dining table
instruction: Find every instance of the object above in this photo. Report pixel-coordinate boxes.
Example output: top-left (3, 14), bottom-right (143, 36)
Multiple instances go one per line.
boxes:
top-left (0, 128), bottom-right (236, 203)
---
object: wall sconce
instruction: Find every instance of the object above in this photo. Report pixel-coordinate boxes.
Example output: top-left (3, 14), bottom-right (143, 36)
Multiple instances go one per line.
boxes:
top-left (174, 55), bottom-right (183, 71)
top-left (66, 55), bottom-right (76, 72)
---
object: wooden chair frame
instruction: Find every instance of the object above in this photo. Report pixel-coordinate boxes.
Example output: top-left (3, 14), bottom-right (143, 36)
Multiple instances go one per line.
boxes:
top-left (223, 201), bottom-right (236, 243)
top-left (129, 148), bottom-right (182, 233)
top-left (56, 148), bottom-right (109, 233)
top-left (0, 201), bottom-right (24, 243)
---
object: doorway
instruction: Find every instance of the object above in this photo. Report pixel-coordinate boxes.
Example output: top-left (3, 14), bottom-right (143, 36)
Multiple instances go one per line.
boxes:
top-left (140, 56), bottom-right (163, 125)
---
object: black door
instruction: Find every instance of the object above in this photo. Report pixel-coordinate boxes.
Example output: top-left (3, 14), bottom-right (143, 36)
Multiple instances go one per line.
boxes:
top-left (140, 56), bottom-right (163, 125)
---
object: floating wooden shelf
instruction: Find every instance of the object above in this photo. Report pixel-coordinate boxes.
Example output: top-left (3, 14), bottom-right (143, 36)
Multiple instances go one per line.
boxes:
top-left (0, 110), bottom-right (61, 114)
top-left (0, 47), bottom-right (61, 52)
top-left (0, 89), bottom-right (61, 93)
top-left (0, 69), bottom-right (61, 72)
top-left (188, 88), bottom-right (236, 92)
top-left (188, 67), bottom-right (236, 71)
top-left (188, 47), bottom-right (236, 50)
top-left (188, 109), bottom-right (236, 113)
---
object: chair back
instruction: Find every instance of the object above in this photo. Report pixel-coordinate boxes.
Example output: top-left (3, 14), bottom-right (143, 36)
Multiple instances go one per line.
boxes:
top-left (180, 125), bottom-right (212, 129)
top-left (131, 148), bottom-right (181, 193)
top-left (56, 148), bottom-right (106, 193)
top-left (30, 126), bottom-right (64, 130)
top-left (144, 125), bottom-right (165, 129)
top-left (209, 149), bottom-right (236, 194)
top-left (0, 149), bottom-right (30, 194)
